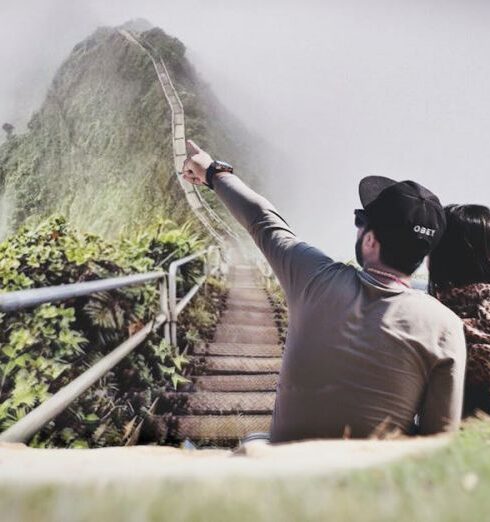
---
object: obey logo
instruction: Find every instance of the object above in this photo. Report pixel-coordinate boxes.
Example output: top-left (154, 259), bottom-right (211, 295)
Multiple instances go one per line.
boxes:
top-left (413, 225), bottom-right (436, 237)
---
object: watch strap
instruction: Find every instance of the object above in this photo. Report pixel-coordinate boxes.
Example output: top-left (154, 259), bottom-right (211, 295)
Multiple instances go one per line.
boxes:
top-left (206, 161), bottom-right (234, 190)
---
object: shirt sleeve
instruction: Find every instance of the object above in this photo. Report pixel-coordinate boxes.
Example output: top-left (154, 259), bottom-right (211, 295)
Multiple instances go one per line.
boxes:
top-left (213, 173), bottom-right (333, 302)
top-left (418, 322), bottom-right (466, 435)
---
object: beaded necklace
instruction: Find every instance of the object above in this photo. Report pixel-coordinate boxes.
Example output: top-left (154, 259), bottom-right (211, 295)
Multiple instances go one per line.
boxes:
top-left (365, 267), bottom-right (411, 289)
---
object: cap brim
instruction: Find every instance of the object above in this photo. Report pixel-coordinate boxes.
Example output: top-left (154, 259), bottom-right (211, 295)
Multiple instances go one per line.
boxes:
top-left (359, 176), bottom-right (398, 208)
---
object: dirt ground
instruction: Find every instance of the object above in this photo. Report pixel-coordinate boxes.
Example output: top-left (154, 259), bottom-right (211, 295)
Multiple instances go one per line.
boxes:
top-left (0, 436), bottom-right (450, 485)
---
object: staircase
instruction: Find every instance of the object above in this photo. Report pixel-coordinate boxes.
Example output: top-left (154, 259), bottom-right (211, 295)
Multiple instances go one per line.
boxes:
top-left (118, 28), bottom-right (282, 447)
top-left (118, 28), bottom-right (237, 247)
top-left (158, 263), bottom-right (282, 446)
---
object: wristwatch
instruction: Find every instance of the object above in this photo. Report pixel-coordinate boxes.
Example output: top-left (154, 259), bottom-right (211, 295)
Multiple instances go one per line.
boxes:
top-left (205, 160), bottom-right (234, 190)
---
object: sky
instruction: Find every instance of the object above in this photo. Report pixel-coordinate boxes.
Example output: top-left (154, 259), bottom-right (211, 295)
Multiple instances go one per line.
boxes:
top-left (1, 0), bottom-right (490, 259)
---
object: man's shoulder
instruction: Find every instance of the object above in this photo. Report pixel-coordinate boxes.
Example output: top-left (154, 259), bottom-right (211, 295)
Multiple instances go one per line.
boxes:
top-left (383, 290), bottom-right (465, 362)
top-left (322, 260), bottom-right (359, 277)
top-left (301, 259), bottom-right (358, 298)
top-left (394, 289), bottom-right (464, 350)
top-left (399, 289), bottom-right (461, 325)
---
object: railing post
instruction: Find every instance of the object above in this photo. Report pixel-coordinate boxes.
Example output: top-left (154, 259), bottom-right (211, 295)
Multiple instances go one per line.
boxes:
top-left (0, 317), bottom-right (164, 443)
top-left (159, 276), bottom-right (170, 344)
top-left (204, 247), bottom-right (211, 296)
top-left (0, 244), bottom-right (227, 442)
top-left (168, 262), bottom-right (178, 347)
top-left (170, 321), bottom-right (177, 347)
top-left (255, 256), bottom-right (274, 291)
top-left (166, 248), bottom-right (217, 348)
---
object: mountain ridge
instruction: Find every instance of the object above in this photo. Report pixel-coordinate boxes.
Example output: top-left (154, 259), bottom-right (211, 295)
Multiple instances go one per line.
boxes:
top-left (0, 21), bottom-right (259, 240)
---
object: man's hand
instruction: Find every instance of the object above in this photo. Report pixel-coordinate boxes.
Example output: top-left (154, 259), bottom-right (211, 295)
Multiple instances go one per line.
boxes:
top-left (182, 140), bottom-right (213, 186)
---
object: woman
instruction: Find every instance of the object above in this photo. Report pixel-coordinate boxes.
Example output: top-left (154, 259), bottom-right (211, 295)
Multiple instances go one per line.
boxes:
top-left (429, 204), bottom-right (490, 415)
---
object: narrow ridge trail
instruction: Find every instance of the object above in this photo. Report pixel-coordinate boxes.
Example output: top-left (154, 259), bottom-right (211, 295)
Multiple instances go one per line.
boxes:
top-left (158, 263), bottom-right (282, 446)
top-left (117, 28), bottom-right (280, 447)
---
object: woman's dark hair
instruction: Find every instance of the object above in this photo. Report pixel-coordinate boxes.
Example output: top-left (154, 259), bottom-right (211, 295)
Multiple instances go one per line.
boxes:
top-left (429, 204), bottom-right (490, 293)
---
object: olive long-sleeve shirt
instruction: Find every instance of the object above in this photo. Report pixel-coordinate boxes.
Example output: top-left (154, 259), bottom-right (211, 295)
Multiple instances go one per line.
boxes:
top-left (214, 173), bottom-right (466, 441)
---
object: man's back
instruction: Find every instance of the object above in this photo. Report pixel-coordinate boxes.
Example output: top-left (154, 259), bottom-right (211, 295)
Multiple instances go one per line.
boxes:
top-left (271, 262), bottom-right (465, 442)
top-left (209, 172), bottom-right (466, 441)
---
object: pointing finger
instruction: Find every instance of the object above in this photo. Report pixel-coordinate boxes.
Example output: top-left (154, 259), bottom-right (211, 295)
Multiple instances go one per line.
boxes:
top-left (186, 140), bottom-right (201, 158)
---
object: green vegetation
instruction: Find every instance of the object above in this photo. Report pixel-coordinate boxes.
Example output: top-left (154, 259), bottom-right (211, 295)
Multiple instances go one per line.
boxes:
top-left (0, 22), bottom-right (250, 447)
top-left (266, 277), bottom-right (288, 345)
top-left (0, 215), bottom-right (226, 448)
top-left (0, 24), bottom-right (258, 239)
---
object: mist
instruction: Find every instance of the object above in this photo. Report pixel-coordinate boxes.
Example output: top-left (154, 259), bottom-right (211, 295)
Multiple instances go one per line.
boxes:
top-left (1, 0), bottom-right (490, 259)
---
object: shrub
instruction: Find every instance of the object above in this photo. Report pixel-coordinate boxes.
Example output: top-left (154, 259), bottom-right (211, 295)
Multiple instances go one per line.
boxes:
top-left (0, 215), bottom-right (225, 447)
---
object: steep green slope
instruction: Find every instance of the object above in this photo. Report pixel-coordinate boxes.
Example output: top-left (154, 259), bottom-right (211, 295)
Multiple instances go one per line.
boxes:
top-left (0, 22), bottom-right (257, 239)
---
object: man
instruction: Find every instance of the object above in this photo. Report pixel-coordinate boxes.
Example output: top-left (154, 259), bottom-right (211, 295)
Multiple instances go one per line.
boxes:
top-left (183, 140), bottom-right (466, 441)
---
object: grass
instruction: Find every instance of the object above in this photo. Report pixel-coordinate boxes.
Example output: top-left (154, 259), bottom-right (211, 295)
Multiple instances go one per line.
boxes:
top-left (1, 417), bottom-right (489, 521)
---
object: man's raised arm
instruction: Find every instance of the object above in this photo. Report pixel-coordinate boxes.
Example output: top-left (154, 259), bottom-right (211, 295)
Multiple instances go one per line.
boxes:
top-left (182, 141), bottom-right (332, 301)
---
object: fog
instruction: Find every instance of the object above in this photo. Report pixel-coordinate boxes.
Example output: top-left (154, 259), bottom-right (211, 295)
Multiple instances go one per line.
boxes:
top-left (1, 0), bottom-right (490, 259)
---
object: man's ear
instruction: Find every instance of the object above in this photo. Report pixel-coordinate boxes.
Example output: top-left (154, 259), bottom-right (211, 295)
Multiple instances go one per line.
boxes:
top-left (363, 229), bottom-right (378, 249)
top-left (363, 229), bottom-right (382, 261)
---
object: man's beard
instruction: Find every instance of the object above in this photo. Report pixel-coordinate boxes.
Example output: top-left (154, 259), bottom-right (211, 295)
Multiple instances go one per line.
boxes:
top-left (355, 232), bottom-right (365, 267)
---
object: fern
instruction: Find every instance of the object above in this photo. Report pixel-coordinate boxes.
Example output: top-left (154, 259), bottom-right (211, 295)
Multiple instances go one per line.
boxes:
top-left (0, 214), bottom-right (227, 447)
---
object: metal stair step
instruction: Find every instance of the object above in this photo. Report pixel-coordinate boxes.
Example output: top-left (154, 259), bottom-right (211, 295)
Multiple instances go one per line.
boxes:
top-left (227, 288), bottom-right (268, 301)
top-left (231, 274), bottom-right (259, 284)
top-left (158, 392), bottom-right (275, 414)
top-left (220, 310), bottom-right (276, 327)
top-left (226, 300), bottom-right (272, 313)
top-left (194, 342), bottom-right (282, 357)
top-left (171, 415), bottom-right (272, 441)
top-left (215, 324), bottom-right (279, 344)
top-left (191, 374), bottom-right (278, 392)
top-left (193, 356), bottom-right (281, 374)
top-left (230, 275), bottom-right (258, 283)
top-left (232, 270), bottom-right (259, 277)
top-left (232, 265), bottom-right (257, 273)
top-left (230, 277), bottom-right (257, 285)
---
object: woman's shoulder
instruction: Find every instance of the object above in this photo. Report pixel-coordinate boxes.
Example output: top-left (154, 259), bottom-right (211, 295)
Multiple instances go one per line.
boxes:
top-left (435, 283), bottom-right (490, 326)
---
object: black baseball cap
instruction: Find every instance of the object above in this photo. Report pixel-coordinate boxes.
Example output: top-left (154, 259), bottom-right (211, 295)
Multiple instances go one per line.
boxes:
top-left (358, 176), bottom-right (446, 258)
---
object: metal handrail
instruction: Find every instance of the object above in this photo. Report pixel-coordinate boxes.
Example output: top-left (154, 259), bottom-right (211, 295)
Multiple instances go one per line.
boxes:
top-left (0, 245), bottom-right (223, 443)
top-left (0, 271), bottom-right (165, 313)
top-left (254, 254), bottom-right (276, 291)
top-left (0, 271), bottom-right (169, 443)
top-left (168, 245), bottom-right (223, 345)
top-left (0, 314), bottom-right (165, 443)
